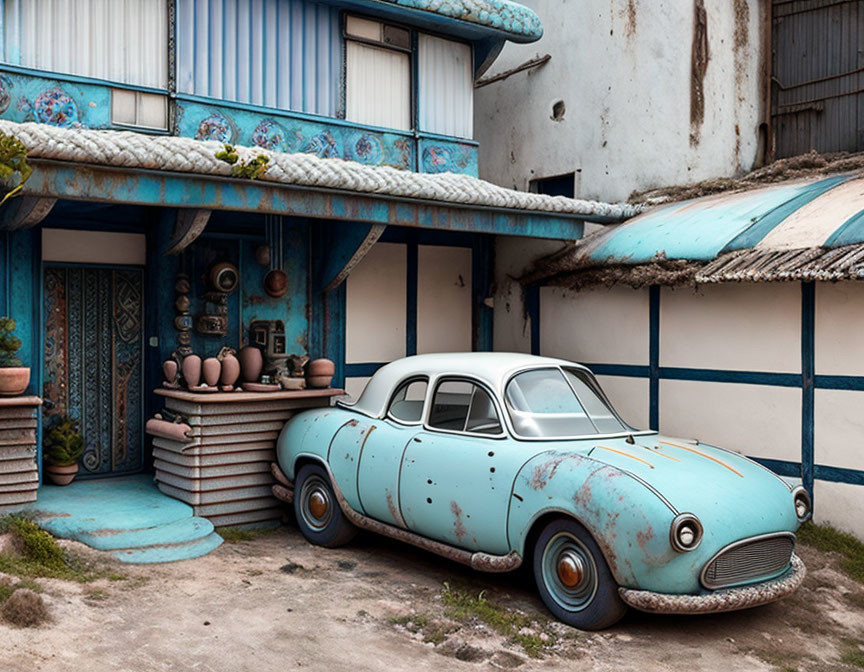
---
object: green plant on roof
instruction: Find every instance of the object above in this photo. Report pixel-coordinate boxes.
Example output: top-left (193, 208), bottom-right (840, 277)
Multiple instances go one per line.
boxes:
top-left (0, 133), bottom-right (32, 207)
top-left (0, 317), bottom-right (23, 368)
top-left (44, 415), bottom-right (84, 467)
top-left (215, 144), bottom-right (270, 180)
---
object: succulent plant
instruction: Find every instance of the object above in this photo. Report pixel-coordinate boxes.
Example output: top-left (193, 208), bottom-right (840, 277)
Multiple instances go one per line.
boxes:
top-left (44, 416), bottom-right (84, 467)
top-left (0, 317), bottom-right (23, 368)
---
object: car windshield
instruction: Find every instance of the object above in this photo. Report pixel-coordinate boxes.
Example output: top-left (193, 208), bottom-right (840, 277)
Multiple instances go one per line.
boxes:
top-left (504, 367), bottom-right (630, 438)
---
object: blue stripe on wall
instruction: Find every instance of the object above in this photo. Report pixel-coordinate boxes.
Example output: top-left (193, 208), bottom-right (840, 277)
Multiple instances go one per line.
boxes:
top-left (801, 282), bottom-right (815, 498)
top-left (526, 285), bottom-right (540, 356)
top-left (649, 285), bottom-right (659, 430)
top-left (406, 243), bottom-right (418, 357)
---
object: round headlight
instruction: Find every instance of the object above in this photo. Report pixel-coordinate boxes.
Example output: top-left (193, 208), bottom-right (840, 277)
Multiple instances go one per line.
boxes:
top-left (792, 486), bottom-right (811, 523)
top-left (670, 513), bottom-right (703, 552)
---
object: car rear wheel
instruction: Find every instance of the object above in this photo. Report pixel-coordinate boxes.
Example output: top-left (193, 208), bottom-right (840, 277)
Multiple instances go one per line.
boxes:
top-left (294, 463), bottom-right (357, 548)
top-left (533, 518), bottom-right (627, 630)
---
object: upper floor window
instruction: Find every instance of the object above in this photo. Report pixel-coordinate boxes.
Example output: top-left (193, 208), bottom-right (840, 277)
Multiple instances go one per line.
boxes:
top-left (2, 0), bottom-right (168, 90)
top-left (344, 15), bottom-right (473, 138)
top-left (344, 15), bottom-right (412, 132)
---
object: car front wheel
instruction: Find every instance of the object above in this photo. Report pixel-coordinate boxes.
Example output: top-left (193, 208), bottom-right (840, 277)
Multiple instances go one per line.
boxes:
top-left (293, 463), bottom-right (357, 548)
top-left (533, 518), bottom-right (627, 630)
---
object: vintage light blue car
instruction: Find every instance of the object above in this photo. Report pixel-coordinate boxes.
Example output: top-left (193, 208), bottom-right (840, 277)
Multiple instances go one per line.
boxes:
top-left (273, 353), bottom-right (809, 630)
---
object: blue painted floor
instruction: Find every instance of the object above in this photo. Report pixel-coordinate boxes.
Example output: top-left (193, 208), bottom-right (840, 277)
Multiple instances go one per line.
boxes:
top-left (23, 475), bottom-right (223, 564)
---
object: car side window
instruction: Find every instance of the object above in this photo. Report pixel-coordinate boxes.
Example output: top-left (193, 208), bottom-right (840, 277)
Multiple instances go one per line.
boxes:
top-left (428, 379), bottom-right (502, 435)
top-left (387, 378), bottom-right (428, 424)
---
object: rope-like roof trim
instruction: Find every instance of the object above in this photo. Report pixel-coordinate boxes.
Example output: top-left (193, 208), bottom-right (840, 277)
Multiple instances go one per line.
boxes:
top-left (0, 120), bottom-right (639, 221)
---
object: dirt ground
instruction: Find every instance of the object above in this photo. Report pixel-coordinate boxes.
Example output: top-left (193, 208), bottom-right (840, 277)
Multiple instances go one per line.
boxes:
top-left (2, 525), bottom-right (864, 672)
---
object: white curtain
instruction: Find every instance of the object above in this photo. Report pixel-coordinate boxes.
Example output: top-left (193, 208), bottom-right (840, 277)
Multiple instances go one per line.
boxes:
top-left (2, 0), bottom-right (168, 89)
top-left (418, 34), bottom-right (473, 139)
top-left (345, 40), bottom-right (411, 131)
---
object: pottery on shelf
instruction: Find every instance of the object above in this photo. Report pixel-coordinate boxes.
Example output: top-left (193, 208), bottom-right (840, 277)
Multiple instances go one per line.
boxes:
top-left (238, 346), bottom-right (264, 383)
top-left (162, 360), bottom-right (180, 388)
top-left (181, 354), bottom-right (202, 388)
top-left (0, 367), bottom-right (30, 396)
top-left (306, 358), bottom-right (335, 389)
top-left (220, 353), bottom-right (240, 390)
top-left (202, 358), bottom-right (221, 387)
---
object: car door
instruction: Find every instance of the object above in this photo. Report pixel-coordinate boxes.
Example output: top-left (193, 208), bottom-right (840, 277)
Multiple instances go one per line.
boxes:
top-left (354, 377), bottom-right (427, 527)
top-left (398, 377), bottom-right (523, 556)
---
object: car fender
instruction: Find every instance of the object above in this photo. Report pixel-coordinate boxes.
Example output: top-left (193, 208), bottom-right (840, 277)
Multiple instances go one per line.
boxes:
top-left (507, 450), bottom-right (683, 590)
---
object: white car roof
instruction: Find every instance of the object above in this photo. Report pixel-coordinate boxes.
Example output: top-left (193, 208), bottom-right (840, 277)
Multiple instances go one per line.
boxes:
top-left (345, 352), bottom-right (590, 419)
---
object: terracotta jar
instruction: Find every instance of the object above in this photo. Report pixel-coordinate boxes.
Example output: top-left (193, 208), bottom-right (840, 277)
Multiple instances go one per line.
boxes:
top-left (0, 367), bottom-right (30, 396)
top-left (306, 358), bottom-right (335, 389)
top-left (162, 360), bottom-right (179, 386)
top-left (182, 354), bottom-right (202, 388)
top-left (238, 346), bottom-right (264, 383)
top-left (45, 463), bottom-right (78, 486)
top-left (202, 358), bottom-right (221, 387)
top-left (220, 353), bottom-right (240, 390)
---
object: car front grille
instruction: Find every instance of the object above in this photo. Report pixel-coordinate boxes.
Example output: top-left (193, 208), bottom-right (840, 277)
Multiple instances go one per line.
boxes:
top-left (701, 533), bottom-right (795, 589)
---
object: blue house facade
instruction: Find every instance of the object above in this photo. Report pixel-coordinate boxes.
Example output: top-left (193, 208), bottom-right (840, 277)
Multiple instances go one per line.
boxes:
top-left (0, 0), bottom-right (636, 538)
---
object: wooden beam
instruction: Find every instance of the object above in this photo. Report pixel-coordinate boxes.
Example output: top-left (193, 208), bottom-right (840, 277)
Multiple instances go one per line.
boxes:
top-left (164, 208), bottom-right (211, 255)
top-left (323, 224), bottom-right (387, 293)
top-left (0, 196), bottom-right (56, 230)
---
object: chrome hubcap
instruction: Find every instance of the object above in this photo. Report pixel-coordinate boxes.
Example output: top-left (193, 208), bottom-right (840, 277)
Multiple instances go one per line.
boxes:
top-left (541, 532), bottom-right (599, 612)
top-left (300, 475), bottom-right (333, 531)
top-left (556, 550), bottom-right (585, 588)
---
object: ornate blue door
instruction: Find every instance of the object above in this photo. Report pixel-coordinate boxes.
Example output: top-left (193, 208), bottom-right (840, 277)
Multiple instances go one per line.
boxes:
top-left (43, 266), bottom-right (144, 476)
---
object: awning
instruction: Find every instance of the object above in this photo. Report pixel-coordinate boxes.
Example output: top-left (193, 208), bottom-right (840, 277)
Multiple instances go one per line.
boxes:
top-left (328, 0), bottom-right (542, 43)
top-left (523, 174), bottom-right (864, 287)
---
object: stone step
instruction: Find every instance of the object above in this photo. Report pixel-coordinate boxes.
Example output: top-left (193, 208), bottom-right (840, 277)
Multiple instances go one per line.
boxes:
top-left (75, 516), bottom-right (216, 552)
top-left (110, 530), bottom-right (224, 564)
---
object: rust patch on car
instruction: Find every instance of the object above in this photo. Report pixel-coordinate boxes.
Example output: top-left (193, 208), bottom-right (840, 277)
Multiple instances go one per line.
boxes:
top-left (451, 501), bottom-right (467, 542)
top-left (386, 489), bottom-right (401, 524)
top-left (529, 455), bottom-right (572, 490)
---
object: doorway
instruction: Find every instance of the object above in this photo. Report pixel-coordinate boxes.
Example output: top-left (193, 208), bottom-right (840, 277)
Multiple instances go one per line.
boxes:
top-left (43, 265), bottom-right (145, 476)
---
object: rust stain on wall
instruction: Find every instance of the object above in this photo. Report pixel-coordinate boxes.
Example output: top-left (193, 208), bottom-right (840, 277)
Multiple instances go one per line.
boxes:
top-left (625, 0), bottom-right (637, 38)
top-left (690, 0), bottom-right (710, 146)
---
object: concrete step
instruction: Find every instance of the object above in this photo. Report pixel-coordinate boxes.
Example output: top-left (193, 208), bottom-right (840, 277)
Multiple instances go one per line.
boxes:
top-left (110, 530), bottom-right (224, 564)
top-left (75, 516), bottom-right (216, 551)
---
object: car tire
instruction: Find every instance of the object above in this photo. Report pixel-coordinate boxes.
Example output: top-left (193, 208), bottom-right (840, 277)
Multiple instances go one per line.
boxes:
top-left (293, 463), bottom-right (357, 548)
top-left (532, 517), bottom-right (627, 630)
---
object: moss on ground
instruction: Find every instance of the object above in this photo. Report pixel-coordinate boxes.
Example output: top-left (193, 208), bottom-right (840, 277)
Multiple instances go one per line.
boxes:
top-left (217, 526), bottom-right (277, 543)
top-left (0, 516), bottom-right (115, 582)
top-left (441, 583), bottom-right (554, 658)
top-left (842, 642), bottom-right (864, 669)
top-left (797, 522), bottom-right (864, 585)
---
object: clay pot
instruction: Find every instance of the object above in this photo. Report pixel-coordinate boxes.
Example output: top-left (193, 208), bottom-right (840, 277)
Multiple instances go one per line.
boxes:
top-left (264, 269), bottom-right (289, 298)
top-left (238, 346), bottom-right (263, 383)
top-left (0, 367), bottom-right (30, 396)
top-left (182, 354), bottom-right (202, 388)
top-left (255, 245), bottom-right (271, 267)
top-left (306, 359), bottom-right (335, 389)
top-left (202, 358), bottom-right (221, 387)
top-left (45, 463), bottom-right (78, 486)
top-left (162, 360), bottom-right (178, 384)
top-left (220, 353), bottom-right (240, 389)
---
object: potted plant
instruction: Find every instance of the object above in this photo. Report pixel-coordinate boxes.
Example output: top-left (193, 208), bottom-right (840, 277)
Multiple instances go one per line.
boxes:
top-left (0, 317), bottom-right (29, 396)
top-left (43, 416), bottom-right (84, 486)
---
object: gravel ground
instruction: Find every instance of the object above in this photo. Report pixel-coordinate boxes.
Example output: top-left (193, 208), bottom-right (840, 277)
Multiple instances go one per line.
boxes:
top-left (2, 525), bottom-right (863, 672)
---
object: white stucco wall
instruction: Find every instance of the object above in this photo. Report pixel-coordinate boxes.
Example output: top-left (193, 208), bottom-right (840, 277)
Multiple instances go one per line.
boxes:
top-left (475, 0), bottom-right (767, 202)
top-left (524, 278), bottom-right (864, 540)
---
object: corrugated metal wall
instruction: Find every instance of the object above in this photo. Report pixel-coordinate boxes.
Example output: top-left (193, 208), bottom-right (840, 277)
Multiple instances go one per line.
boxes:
top-left (345, 40), bottom-right (411, 131)
top-left (772, 0), bottom-right (864, 157)
top-left (0, 0), bottom-right (168, 89)
top-left (418, 34), bottom-right (473, 139)
top-left (176, 0), bottom-right (341, 117)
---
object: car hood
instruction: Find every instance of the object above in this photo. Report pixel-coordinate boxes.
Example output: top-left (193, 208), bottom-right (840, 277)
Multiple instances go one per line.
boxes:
top-left (559, 433), bottom-right (799, 541)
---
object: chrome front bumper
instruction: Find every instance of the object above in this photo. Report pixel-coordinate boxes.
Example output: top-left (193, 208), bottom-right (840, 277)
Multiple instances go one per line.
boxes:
top-left (618, 554), bottom-right (806, 614)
